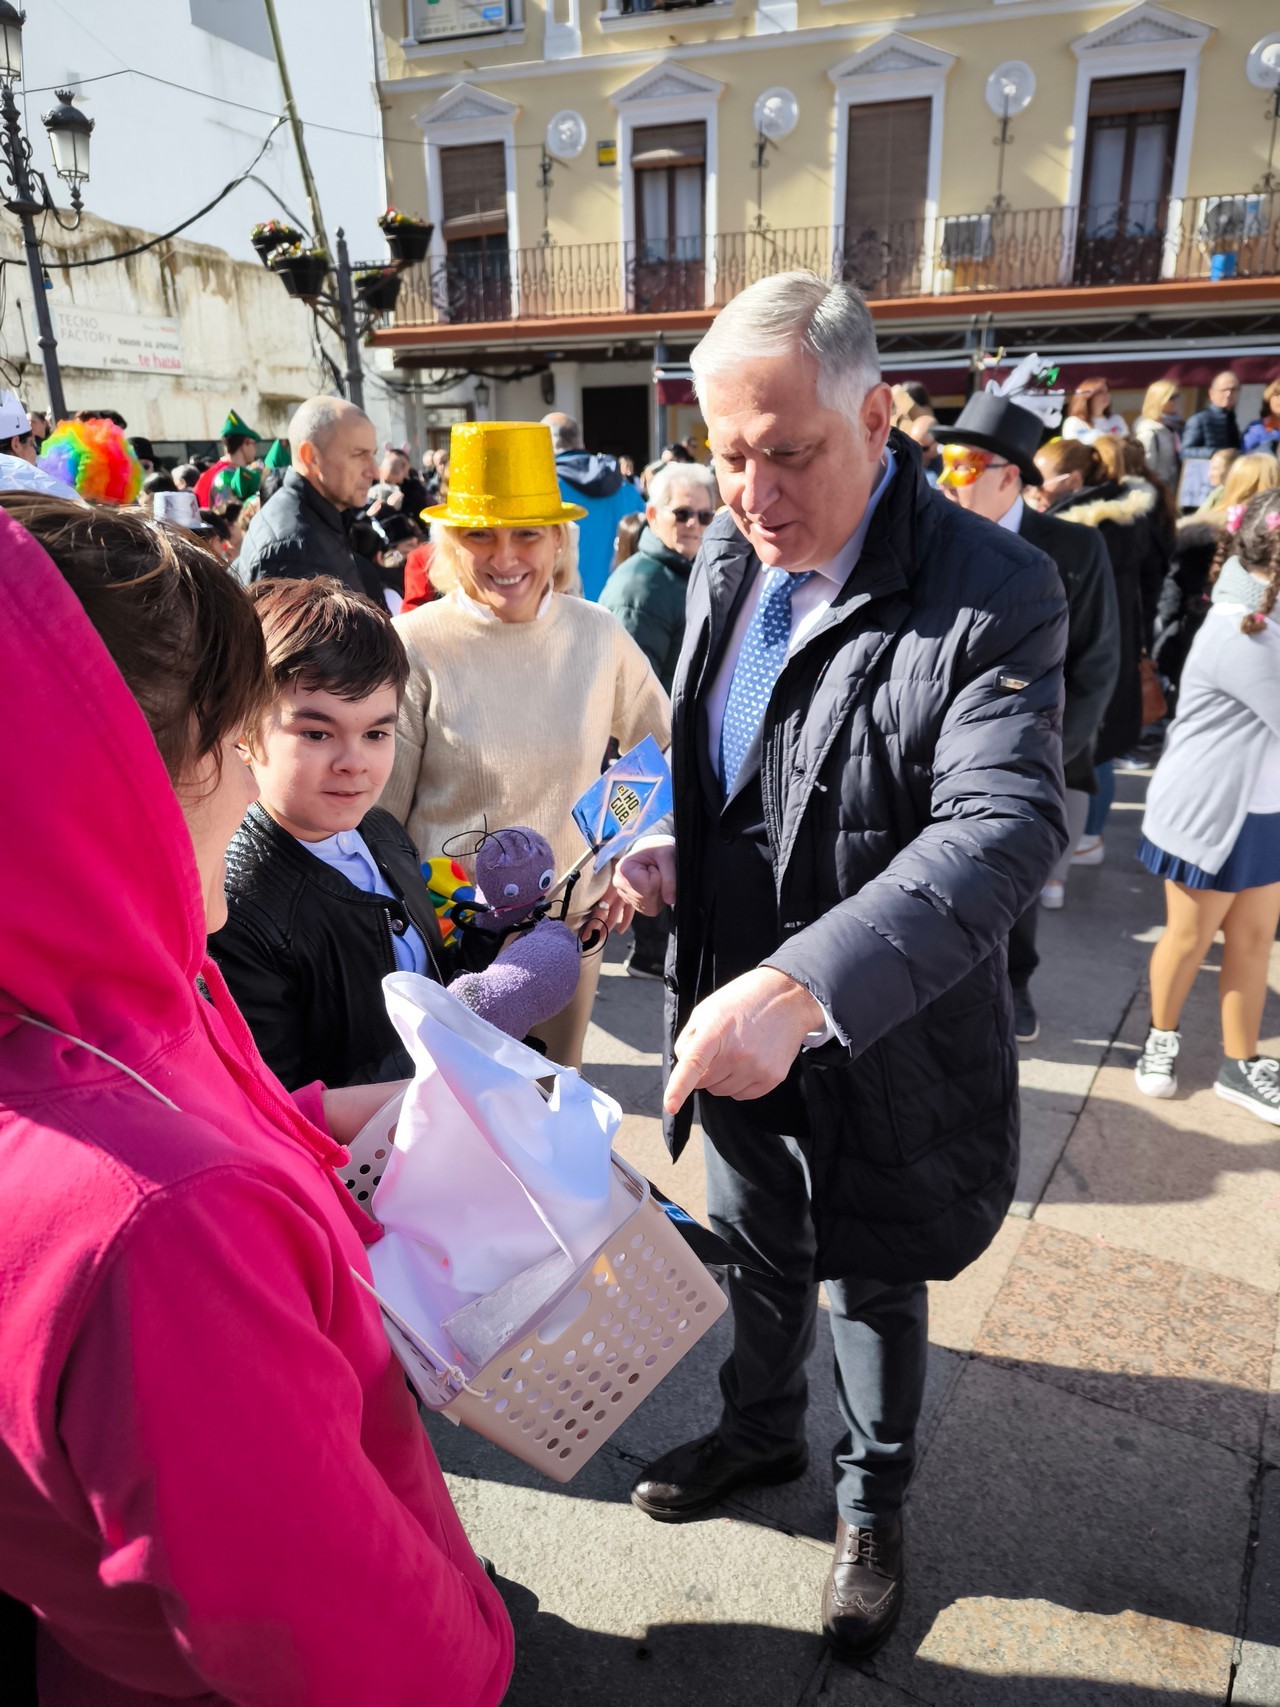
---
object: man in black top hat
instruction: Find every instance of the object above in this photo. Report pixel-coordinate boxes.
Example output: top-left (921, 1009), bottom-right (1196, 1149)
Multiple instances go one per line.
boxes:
top-left (936, 393), bottom-right (1119, 1043)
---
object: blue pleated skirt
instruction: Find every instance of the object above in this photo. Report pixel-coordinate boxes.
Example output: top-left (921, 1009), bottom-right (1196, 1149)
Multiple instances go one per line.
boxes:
top-left (1138, 812), bottom-right (1280, 892)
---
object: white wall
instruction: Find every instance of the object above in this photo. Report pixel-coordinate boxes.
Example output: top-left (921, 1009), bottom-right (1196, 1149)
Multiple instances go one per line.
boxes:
top-left (17, 0), bottom-right (387, 264)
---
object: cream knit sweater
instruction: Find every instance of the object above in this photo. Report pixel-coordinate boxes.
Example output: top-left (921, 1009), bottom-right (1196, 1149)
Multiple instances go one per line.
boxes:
top-left (385, 592), bottom-right (672, 911)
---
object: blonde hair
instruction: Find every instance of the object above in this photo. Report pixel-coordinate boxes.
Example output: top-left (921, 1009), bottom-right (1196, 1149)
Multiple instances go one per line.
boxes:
top-left (1221, 452), bottom-right (1280, 511)
top-left (428, 522), bottom-right (578, 598)
top-left (1140, 379), bottom-right (1179, 421)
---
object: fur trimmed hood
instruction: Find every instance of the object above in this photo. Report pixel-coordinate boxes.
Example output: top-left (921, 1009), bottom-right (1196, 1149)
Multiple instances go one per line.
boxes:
top-left (1049, 479), bottom-right (1158, 530)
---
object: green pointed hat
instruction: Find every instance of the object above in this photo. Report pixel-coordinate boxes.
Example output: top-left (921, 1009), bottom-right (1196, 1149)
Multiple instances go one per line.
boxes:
top-left (263, 437), bottom-right (291, 469)
top-left (221, 408), bottom-right (260, 440)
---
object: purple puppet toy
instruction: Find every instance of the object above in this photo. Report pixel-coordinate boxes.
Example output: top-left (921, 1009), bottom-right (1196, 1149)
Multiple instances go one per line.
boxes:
top-left (446, 827), bottom-right (582, 1042)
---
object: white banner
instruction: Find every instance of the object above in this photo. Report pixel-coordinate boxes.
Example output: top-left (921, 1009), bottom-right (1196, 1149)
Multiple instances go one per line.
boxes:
top-left (39, 304), bottom-right (185, 375)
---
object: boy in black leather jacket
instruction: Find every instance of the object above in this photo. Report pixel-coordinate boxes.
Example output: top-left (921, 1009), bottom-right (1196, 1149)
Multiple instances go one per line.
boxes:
top-left (209, 576), bottom-right (447, 1089)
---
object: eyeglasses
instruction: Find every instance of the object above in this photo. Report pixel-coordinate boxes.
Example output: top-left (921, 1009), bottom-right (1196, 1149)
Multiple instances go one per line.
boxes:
top-left (664, 505), bottom-right (715, 526)
top-left (937, 446), bottom-right (1011, 488)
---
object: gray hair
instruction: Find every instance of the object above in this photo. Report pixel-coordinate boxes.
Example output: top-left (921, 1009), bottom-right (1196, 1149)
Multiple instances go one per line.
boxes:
top-left (541, 411), bottom-right (583, 454)
top-left (288, 395), bottom-right (368, 451)
top-left (690, 271), bottom-right (881, 427)
top-left (648, 460), bottom-right (717, 512)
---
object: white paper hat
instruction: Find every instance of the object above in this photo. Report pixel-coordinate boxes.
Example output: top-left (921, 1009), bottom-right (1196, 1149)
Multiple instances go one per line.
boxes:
top-left (0, 391), bottom-right (31, 438)
top-left (153, 489), bottom-right (209, 531)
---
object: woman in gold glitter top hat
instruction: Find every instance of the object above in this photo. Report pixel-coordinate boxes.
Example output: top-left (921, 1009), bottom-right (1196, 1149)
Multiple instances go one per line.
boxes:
top-left (384, 421), bottom-right (671, 1068)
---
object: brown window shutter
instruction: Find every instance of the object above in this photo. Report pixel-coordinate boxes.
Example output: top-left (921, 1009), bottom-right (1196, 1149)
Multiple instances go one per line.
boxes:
top-left (843, 98), bottom-right (931, 234)
top-left (631, 121), bottom-right (706, 168)
top-left (1088, 72), bottom-right (1184, 116)
top-left (440, 142), bottom-right (509, 238)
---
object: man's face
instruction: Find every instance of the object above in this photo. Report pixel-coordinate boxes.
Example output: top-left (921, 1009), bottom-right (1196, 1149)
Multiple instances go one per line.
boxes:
top-left (304, 415), bottom-right (379, 510)
top-left (938, 445), bottom-right (1022, 522)
top-left (648, 480), bottom-right (712, 561)
top-left (234, 438), bottom-right (259, 467)
top-left (704, 356), bottom-right (892, 573)
top-left (1210, 375), bottom-right (1240, 410)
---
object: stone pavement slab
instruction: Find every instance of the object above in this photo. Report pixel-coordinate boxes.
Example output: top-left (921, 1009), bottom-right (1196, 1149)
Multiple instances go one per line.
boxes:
top-left (1236, 1466), bottom-right (1280, 1706)
top-left (865, 1359), bottom-right (1250, 1705)
top-left (1036, 959), bottom-right (1280, 1292)
top-left (975, 1222), bottom-right (1273, 1456)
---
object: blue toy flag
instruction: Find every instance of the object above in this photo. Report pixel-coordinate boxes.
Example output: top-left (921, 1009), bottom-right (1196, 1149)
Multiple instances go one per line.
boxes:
top-left (570, 735), bottom-right (672, 873)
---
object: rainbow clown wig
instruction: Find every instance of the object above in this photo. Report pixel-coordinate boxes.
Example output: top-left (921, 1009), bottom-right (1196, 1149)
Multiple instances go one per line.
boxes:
top-left (38, 418), bottom-right (143, 506)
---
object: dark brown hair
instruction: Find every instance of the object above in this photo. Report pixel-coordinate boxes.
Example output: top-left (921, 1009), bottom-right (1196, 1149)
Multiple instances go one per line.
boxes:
top-left (1121, 437), bottom-right (1178, 525)
top-left (1036, 438), bottom-right (1105, 488)
top-left (249, 576), bottom-right (408, 703)
top-left (0, 492), bottom-right (271, 781)
top-left (1208, 487), bottom-right (1280, 634)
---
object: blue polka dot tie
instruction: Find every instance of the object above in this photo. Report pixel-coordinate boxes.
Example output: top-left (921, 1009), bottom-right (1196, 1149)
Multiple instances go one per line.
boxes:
top-left (719, 568), bottom-right (814, 798)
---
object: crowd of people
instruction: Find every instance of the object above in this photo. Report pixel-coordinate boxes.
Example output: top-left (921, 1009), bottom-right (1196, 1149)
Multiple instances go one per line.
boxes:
top-left (3, 282), bottom-right (1280, 1701)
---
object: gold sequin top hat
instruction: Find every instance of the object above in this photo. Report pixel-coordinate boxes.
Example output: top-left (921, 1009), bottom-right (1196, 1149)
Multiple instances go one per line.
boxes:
top-left (423, 422), bottom-right (589, 528)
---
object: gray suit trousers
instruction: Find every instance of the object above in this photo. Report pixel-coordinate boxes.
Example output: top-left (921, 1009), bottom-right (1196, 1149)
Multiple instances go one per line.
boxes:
top-left (700, 1093), bottom-right (928, 1530)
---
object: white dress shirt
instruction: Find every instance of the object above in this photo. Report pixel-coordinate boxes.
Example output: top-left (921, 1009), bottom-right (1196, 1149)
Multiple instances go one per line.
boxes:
top-left (996, 492), bottom-right (1025, 535)
top-left (302, 828), bottom-right (429, 976)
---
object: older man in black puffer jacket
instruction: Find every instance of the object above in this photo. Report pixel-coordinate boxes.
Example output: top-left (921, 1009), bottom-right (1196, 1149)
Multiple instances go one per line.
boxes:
top-left (617, 273), bottom-right (1067, 1664)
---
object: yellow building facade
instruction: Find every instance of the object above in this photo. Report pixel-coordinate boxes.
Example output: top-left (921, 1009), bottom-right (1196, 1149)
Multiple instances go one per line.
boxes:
top-left (369, 0), bottom-right (1280, 459)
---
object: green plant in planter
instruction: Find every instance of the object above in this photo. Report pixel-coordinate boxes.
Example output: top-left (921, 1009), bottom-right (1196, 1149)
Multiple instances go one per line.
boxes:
top-left (269, 245), bottom-right (331, 299)
top-left (250, 220), bottom-right (304, 261)
top-left (378, 208), bottom-right (434, 264)
top-left (354, 266), bottom-right (403, 312)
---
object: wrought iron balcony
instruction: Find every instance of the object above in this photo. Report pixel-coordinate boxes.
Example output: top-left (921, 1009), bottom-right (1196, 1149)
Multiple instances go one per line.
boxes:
top-left (375, 192), bottom-right (1280, 333)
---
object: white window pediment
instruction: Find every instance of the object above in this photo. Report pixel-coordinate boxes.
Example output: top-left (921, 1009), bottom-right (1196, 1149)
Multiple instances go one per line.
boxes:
top-left (610, 63), bottom-right (725, 110)
top-left (415, 85), bottom-right (520, 134)
top-left (1071, 4), bottom-right (1212, 62)
top-left (828, 33), bottom-right (956, 89)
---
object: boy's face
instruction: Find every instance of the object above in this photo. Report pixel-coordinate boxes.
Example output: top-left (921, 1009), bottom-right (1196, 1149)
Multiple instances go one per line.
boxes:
top-left (248, 681), bottom-right (399, 842)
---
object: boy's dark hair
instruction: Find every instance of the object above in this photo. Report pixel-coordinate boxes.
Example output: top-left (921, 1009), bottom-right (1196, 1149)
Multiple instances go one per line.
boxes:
top-left (249, 575), bottom-right (409, 702)
top-left (224, 431), bottom-right (253, 457)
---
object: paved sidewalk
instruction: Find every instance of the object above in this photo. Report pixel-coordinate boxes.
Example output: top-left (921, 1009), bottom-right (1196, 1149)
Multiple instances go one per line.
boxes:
top-left (426, 769), bottom-right (1280, 1705)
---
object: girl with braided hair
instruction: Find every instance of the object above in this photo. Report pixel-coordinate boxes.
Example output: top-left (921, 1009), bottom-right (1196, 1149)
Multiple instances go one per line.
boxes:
top-left (1134, 489), bottom-right (1280, 1121)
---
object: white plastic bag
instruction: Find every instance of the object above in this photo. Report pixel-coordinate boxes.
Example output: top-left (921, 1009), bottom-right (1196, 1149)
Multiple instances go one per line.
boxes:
top-left (366, 972), bottom-right (631, 1366)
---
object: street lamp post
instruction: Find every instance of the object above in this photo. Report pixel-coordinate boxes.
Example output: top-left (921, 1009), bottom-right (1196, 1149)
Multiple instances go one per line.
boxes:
top-left (0, 4), bottom-right (94, 423)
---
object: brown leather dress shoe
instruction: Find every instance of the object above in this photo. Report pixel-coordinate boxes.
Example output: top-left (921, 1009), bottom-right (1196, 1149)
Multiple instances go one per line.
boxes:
top-left (821, 1514), bottom-right (903, 1660)
top-left (630, 1430), bottom-right (809, 1522)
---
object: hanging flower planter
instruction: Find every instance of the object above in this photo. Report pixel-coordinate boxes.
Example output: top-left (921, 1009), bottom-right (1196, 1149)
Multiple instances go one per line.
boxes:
top-left (378, 208), bottom-right (434, 265)
top-left (270, 246), bottom-right (330, 301)
top-left (354, 266), bottom-right (403, 314)
top-left (250, 220), bottom-right (303, 264)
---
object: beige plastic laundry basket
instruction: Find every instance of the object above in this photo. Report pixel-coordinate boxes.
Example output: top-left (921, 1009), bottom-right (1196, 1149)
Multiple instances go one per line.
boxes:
top-left (337, 1095), bottom-right (727, 1482)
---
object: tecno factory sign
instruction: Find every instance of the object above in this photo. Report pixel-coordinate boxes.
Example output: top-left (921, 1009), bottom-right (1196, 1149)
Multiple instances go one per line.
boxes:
top-left (39, 304), bottom-right (185, 374)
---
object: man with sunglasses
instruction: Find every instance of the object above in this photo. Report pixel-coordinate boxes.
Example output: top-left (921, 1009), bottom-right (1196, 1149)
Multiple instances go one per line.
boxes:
top-left (602, 458), bottom-right (717, 977)
top-left (935, 393), bottom-right (1118, 1042)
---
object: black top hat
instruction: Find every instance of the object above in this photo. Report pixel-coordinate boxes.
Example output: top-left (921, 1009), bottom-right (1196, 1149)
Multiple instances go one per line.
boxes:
top-left (933, 392), bottom-right (1045, 485)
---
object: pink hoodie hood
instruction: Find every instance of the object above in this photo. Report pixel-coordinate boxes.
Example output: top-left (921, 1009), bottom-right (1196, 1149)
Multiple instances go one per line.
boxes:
top-left (0, 510), bottom-right (512, 1705)
top-left (0, 505), bottom-right (342, 1168)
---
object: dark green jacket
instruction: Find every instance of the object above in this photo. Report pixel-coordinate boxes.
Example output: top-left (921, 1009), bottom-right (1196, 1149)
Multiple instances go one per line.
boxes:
top-left (599, 526), bottom-right (692, 690)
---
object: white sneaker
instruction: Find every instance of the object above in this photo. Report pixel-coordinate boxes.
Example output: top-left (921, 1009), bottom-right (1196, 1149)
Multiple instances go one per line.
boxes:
top-left (1072, 836), bottom-right (1105, 867)
top-left (1040, 880), bottom-right (1066, 910)
top-left (1134, 1027), bottom-right (1180, 1098)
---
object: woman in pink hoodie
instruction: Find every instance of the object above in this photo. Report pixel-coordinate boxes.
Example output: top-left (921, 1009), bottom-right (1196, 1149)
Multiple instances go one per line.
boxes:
top-left (0, 495), bottom-right (513, 1705)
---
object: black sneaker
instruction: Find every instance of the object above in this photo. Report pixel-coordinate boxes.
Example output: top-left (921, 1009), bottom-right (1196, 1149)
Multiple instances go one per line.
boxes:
top-left (1012, 986), bottom-right (1039, 1043)
top-left (625, 953), bottom-right (665, 982)
top-left (1214, 1056), bottom-right (1280, 1125)
top-left (1134, 1027), bottom-right (1180, 1099)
